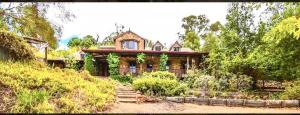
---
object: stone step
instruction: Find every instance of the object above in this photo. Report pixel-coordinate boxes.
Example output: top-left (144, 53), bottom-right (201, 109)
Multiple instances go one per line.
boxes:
top-left (117, 93), bottom-right (137, 96)
top-left (117, 91), bottom-right (136, 93)
top-left (118, 98), bottom-right (137, 103)
top-left (117, 89), bottom-right (135, 91)
top-left (118, 95), bottom-right (137, 98)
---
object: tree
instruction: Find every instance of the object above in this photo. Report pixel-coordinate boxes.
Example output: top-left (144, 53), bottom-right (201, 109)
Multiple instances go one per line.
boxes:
top-left (183, 31), bottom-right (201, 51)
top-left (159, 54), bottom-right (168, 71)
top-left (80, 35), bottom-right (96, 48)
top-left (99, 23), bottom-right (127, 46)
top-left (181, 15), bottom-right (209, 36)
top-left (0, 3), bottom-right (75, 49)
top-left (67, 37), bottom-right (81, 48)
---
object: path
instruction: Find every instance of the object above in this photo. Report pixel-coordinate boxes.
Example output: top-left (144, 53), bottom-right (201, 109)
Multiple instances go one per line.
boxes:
top-left (116, 84), bottom-right (138, 103)
top-left (104, 84), bottom-right (300, 113)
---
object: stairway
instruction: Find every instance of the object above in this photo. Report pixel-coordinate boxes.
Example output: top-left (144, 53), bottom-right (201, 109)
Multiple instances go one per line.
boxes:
top-left (116, 84), bottom-right (138, 103)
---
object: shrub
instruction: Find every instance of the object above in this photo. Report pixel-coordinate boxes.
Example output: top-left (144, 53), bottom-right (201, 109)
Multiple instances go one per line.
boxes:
top-left (132, 77), bottom-right (188, 96)
top-left (141, 71), bottom-right (176, 80)
top-left (280, 80), bottom-right (300, 100)
top-left (110, 74), bottom-right (133, 84)
top-left (0, 60), bottom-right (115, 113)
top-left (0, 30), bottom-right (35, 61)
top-left (182, 69), bottom-right (206, 88)
top-left (227, 73), bottom-right (253, 91)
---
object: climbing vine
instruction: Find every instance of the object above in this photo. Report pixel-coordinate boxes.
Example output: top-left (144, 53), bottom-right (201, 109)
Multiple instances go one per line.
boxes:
top-left (107, 53), bottom-right (120, 76)
top-left (84, 53), bottom-right (95, 74)
top-left (159, 53), bottom-right (168, 71)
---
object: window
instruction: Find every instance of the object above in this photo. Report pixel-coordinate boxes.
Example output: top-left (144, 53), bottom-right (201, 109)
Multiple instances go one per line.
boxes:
top-left (129, 62), bottom-right (137, 74)
top-left (173, 47), bottom-right (180, 51)
top-left (155, 46), bottom-right (162, 51)
top-left (122, 40), bottom-right (138, 50)
top-left (146, 64), bottom-right (153, 72)
top-left (166, 61), bottom-right (170, 70)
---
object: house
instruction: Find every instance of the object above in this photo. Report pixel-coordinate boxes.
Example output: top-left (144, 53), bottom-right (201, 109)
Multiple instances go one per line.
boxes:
top-left (82, 31), bottom-right (208, 77)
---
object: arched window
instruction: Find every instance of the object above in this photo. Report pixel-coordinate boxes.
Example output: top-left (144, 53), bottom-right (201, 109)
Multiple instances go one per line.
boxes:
top-left (122, 40), bottom-right (138, 50)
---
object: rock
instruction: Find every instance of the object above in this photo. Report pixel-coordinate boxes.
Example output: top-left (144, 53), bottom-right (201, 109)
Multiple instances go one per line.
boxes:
top-left (266, 100), bottom-right (282, 108)
top-left (245, 100), bottom-right (266, 107)
top-left (227, 99), bottom-right (245, 107)
top-left (184, 96), bottom-right (196, 103)
top-left (282, 100), bottom-right (299, 108)
top-left (166, 97), bottom-right (184, 103)
top-left (209, 98), bottom-right (227, 106)
top-left (194, 98), bottom-right (209, 105)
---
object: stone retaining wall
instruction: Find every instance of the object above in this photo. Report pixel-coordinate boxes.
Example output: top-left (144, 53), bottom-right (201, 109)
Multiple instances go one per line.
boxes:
top-left (166, 96), bottom-right (300, 108)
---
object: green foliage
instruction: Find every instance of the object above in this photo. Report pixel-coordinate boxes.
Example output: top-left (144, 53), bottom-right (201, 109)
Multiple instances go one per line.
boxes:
top-left (132, 77), bottom-right (188, 96)
top-left (280, 80), bottom-right (300, 99)
top-left (182, 69), bottom-right (206, 88)
top-left (0, 30), bottom-right (35, 61)
top-left (0, 61), bottom-right (115, 113)
top-left (227, 73), bottom-right (253, 91)
top-left (141, 71), bottom-right (177, 80)
top-left (181, 15), bottom-right (209, 37)
top-left (67, 35), bottom-right (96, 49)
top-left (65, 57), bottom-right (80, 71)
top-left (136, 53), bottom-right (146, 64)
top-left (110, 74), bottom-right (133, 84)
top-left (84, 53), bottom-right (95, 75)
top-left (1, 3), bottom-right (75, 49)
top-left (159, 53), bottom-right (168, 71)
top-left (183, 31), bottom-right (201, 51)
top-left (67, 37), bottom-right (81, 48)
top-left (107, 53), bottom-right (120, 76)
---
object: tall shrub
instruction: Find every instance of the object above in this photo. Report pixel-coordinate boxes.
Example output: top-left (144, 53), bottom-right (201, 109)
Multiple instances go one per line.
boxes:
top-left (84, 53), bottom-right (95, 74)
top-left (159, 53), bottom-right (168, 71)
top-left (107, 53), bottom-right (120, 76)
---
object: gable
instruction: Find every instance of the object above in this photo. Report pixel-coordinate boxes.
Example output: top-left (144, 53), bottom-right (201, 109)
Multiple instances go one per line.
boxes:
top-left (114, 31), bottom-right (145, 50)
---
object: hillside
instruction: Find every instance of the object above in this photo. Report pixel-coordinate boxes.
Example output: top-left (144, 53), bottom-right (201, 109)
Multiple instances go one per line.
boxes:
top-left (0, 61), bottom-right (116, 113)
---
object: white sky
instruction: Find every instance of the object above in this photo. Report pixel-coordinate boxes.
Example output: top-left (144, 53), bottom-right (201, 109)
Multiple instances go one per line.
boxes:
top-left (46, 3), bottom-right (230, 49)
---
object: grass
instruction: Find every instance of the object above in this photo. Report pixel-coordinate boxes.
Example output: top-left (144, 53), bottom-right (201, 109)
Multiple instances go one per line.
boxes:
top-left (0, 60), bottom-right (116, 113)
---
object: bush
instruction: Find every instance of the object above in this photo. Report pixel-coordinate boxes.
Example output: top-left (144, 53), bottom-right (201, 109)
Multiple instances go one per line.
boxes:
top-left (132, 77), bottom-right (188, 96)
top-left (182, 69), bottom-right (207, 88)
top-left (0, 61), bottom-right (115, 113)
top-left (141, 71), bottom-right (176, 80)
top-left (110, 74), bottom-right (133, 84)
top-left (107, 53), bottom-right (120, 76)
top-left (0, 30), bottom-right (35, 61)
top-left (280, 80), bottom-right (300, 100)
top-left (227, 73), bottom-right (253, 91)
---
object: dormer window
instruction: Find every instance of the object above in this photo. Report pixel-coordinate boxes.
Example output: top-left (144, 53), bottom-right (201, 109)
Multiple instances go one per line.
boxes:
top-left (155, 46), bottom-right (162, 51)
top-left (152, 41), bottom-right (164, 51)
top-left (122, 40), bottom-right (138, 50)
top-left (169, 41), bottom-right (182, 52)
top-left (173, 47), bottom-right (180, 51)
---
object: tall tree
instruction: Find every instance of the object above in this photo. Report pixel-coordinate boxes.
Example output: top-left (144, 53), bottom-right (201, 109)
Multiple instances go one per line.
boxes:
top-left (0, 3), bottom-right (75, 49)
top-left (183, 31), bottom-right (201, 52)
top-left (67, 37), bottom-right (81, 48)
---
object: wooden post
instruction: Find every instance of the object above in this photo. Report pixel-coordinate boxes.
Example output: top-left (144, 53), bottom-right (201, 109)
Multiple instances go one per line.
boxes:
top-left (186, 56), bottom-right (189, 72)
top-left (44, 46), bottom-right (48, 64)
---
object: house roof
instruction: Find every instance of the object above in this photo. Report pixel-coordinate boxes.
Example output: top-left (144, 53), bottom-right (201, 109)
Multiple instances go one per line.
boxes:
top-left (82, 49), bottom-right (208, 57)
top-left (22, 36), bottom-right (47, 44)
top-left (113, 31), bottom-right (146, 42)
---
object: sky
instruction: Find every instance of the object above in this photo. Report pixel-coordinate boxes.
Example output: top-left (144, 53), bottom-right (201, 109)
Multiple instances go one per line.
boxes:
top-left (46, 3), bottom-right (230, 50)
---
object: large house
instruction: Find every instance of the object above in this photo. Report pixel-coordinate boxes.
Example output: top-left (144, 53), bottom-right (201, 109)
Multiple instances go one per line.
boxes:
top-left (82, 31), bottom-right (208, 77)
